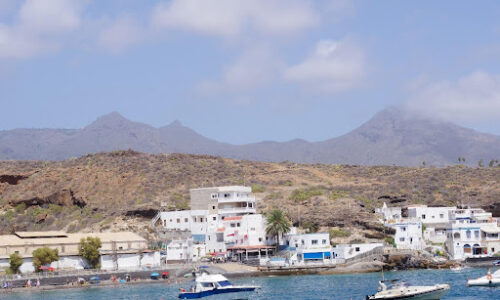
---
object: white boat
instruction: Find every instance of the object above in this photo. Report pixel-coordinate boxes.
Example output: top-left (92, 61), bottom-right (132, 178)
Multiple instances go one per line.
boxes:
top-left (366, 280), bottom-right (450, 299)
top-left (467, 268), bottom-right (500, 287)
top-left (179, 273), bottom-right (259, 299)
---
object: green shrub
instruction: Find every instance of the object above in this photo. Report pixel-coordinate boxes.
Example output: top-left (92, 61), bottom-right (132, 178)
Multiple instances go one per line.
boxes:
top-left (329, 191), bottom-right (348, 201)
top-left (9, 253), bottom-right (23, 274)
top-left (32, 247), bottom-right (59, 271)
top-left (385, 236), bottom-right (396, 248)
top-left (48, 204), bottom-right (63, 214)
top-left (329, 228), bottom-right (351, 239)
top-left (302, 222), bottom-right (319, 233)
top-left (5, 210), bottom-right (14, 221)
top-left (289, 187), bottom-right (324, 202)
top-left (251, 184), bottom-right (266, 193)
top-left (14, 203), bottom-right (26, 214)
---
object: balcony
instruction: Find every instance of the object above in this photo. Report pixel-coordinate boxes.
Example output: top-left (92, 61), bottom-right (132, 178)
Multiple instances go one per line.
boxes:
top-left (218, 207), bottom-right (256, 215)
top-left (218, 196), bottom-right (256, 203)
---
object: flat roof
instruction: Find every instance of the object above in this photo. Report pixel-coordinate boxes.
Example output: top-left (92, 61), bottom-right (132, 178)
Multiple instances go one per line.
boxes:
top-left (15, 231), bottom-right (68, 238)
top-left (190, 186), bottom-right (251, 193)
top-left (0, 231), bottom-right (146, 248)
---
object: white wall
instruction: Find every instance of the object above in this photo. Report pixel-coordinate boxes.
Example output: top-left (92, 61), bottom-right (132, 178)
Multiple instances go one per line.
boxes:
top-left (388, 221), bottom-right (424, 250)
top-left (334, 243), bottom-right (383, 260)
top-left (50, 256), bottom-right (88, 270)
top-left (166, 240), bottom-right (192, 262)
top-left (408, 206), bottom-right (455, 225)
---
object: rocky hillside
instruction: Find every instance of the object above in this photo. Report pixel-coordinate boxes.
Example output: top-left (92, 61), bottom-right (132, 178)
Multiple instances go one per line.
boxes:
top-left (1, 151), bottom-right (499, 242)
top-left (2, 109), bottom-right (500, 166)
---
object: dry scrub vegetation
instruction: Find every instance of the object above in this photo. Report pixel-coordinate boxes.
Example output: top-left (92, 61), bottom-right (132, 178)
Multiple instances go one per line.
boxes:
top-left (1, 150), bottom-right (499, 242)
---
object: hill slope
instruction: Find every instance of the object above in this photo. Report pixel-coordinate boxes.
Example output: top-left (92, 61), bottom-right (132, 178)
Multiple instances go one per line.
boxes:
top-left (1, 151), bottom-right (499, 238)
top-left (1, 109), bottom-right (499, 166)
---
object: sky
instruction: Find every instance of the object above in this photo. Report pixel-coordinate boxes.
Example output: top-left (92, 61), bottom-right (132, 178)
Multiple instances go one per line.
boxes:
top-left (1, 0), bottom-right (500, 144)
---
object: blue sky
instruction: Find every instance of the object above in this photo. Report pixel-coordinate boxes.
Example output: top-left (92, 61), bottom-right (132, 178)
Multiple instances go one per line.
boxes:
top-left (1, 0), bottom-right (500, 144)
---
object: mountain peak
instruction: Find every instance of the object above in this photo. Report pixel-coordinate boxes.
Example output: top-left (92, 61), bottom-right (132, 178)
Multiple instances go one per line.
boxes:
top-left (168, 120), bottom-right (183, 127)
top-left (86, 112), bottom-right (132, 129)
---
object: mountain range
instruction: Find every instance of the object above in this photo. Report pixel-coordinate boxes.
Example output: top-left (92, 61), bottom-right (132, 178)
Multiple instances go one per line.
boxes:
top-left (1, 108), bottom-right (499, 166)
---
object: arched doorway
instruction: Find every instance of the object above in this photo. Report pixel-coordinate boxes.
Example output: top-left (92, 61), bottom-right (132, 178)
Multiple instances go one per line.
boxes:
top-left (463, 244), bottom-right (471, 254)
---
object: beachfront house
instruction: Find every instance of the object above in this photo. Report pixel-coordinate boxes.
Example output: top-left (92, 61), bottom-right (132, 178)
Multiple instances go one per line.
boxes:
top-left (444, 207), bottom-right (497, 260)
top-left (284, 232), bottom-right (333, 264)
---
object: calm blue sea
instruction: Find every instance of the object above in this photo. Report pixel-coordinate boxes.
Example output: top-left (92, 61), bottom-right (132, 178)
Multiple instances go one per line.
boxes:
top-left (1, 268), bottom-right (498, 300)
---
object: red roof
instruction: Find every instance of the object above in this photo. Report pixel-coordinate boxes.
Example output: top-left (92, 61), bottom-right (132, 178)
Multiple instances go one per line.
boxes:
top-left (216, 227), bottom-right (225, 232)
top-left (223, 216), bottom-right (242, 221)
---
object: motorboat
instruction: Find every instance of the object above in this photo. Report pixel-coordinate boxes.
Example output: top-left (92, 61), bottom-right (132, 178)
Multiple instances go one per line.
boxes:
top-left (178, 273), bottom-right (259, 299)
top-left (467, 268), bottom-right (500, 287)
top-left (366, 280), bottom-right (450, 299)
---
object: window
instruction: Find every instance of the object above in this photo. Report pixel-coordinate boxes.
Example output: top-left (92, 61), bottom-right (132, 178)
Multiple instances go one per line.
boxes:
top-left (169, 219), bottom-right (172, 222)
top-left (422, 214), bottom-right (426, 219)
top-left (402, 227), bottom-right (406, 232)
top-left (224, 193), bottom-right (230, 198)
top-left (492, 248), bottom-right (496, 253)
top-left (355, 247), bottom-right (360, 252)
top-left (208, 236), bottom-right (211, 241)
top-left (312, 240), bottom-right (318, 245)
top-left (177, 218), bottom-right (180, 223)
top-left (466, 230), bottom-right (471, 239)
top-left (410, 237), bottom-right (413, 243)
top-left (474, 231), bottom-right (479, 239)
top-left (301, 240), bottom-right (305, 245)
top-left (184, 218), bottom-right (188, 223)
top-left (259, 237), bottom-right (262, 242)
top-left (399, 237), bottom-right (405, 242)
top-left (213, 217), bottom-right (216, 221)
top-left (14, 250), bottom-right (19, 254)
top-left (250, 227), bottom-right (256, 231)
top-left (211, 193), bottom-right (218, 199)
top-left (439, 214), bottom-right (444, 219)
top-left (163, 220), bottom-right (167, 227)
top-left (237, 223), bottom-right (241, 227)
top-left (322, 239), bottom-right (327, 244)
top-left (249, 203), bottom-right (253, 208)
top-left (230, 223), bottom-right (236, 228)
top-left (119, 246), bottom-right (123, 250)
top-left (212, 206), bottom-right (216, 210)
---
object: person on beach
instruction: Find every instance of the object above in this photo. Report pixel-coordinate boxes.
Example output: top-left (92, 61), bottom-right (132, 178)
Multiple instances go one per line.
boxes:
top-left (36, 279), bottom-right (40, 287)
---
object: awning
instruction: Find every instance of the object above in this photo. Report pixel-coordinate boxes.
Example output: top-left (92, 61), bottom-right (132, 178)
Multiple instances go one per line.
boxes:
top-left (481, 226), bottom-right (500, 234)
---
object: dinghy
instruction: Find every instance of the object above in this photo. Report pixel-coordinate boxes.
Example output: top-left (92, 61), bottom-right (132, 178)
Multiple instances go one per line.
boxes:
top-left (366, 280), bottom-right (450, 299)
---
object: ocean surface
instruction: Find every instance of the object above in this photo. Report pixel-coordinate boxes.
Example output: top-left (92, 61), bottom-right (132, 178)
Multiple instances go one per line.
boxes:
top-left (1, 268), bottom-right (498, 300)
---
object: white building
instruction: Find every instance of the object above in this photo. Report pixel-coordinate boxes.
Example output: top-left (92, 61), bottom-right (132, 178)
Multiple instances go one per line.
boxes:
top-left (333, 243), bottom-right (383, 260)
top-left (445, 208), bottom-right (495, 260)
top-left (408, 205), bottom-right (456, 224)
top-left (376, 203), bottom-right (402, 222)
top-left (0, 231), bottom-right (149, 274)
top-left (386, 220), bottom-right (424, 250)
top-left (284, 232), bottom-right (333, 264)
top-left (164, 239), bottom-right (193, 263)
top-left (153, 186), bottom-right (273, 261)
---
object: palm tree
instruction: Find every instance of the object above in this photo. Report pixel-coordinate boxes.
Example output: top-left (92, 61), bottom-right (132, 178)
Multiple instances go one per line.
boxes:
top-left (266, 208), bottom-right (291, 252)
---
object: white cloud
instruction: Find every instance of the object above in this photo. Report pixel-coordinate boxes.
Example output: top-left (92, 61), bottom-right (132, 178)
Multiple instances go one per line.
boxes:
top-left (0, 0), bottom-right (85, 59)
top-left (151, 0), bottom-right (317, 37)
top-left (283, 39), bottom-right (365, 93)
top-left (198, 46), bottom-right (283, 93)
top-left (98, 15), bottom-right (144, 53)
top-left (406, 71), bottom-right (500, 122)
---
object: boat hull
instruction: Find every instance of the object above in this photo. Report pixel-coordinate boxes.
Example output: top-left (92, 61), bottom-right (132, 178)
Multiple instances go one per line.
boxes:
top-left (368, 286), bottom-right (449, 300)
top-left (467, 278), bottom-right (500, 287)
top-left (179, 287), bottom-right (257, 299)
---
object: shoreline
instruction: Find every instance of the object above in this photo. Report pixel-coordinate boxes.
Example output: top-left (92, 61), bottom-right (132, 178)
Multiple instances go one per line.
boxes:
top-left (1, 261), bottom-right (491, 296)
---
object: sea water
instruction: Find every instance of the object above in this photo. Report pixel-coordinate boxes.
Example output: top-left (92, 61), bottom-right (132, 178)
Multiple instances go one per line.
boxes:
top-left (1, 268), bottom-right (498, 300)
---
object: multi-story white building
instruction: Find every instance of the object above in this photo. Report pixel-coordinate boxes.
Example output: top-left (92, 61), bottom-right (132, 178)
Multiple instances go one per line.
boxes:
top-left (445, 208), bottom-right (497, 260)
top-left (154, 186), bottom-right (273, 261)
top-left (386, 220), bottom-right (424, 250)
